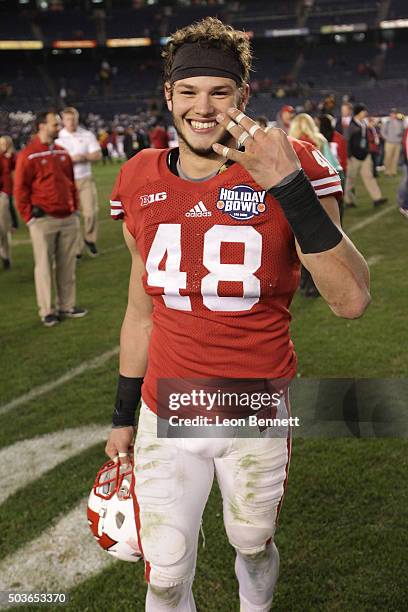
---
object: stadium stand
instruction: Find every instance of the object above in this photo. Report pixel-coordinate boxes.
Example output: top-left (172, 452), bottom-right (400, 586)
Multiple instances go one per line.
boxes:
top-left (306, 0), bottom-right (381, 29)
top-left (389, 0), bottom-right (408, 19)
top-left (0, 14), bottom-right (34, 40)
top-left (37, 9), bottom-right (97, 43)
top-left (0, 0), bottom-right (407, 119)
top-left (106, 7), bottom-right (160, 38)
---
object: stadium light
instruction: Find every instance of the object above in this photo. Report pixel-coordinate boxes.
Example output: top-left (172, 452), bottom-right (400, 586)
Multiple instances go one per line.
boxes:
top-left (0, 40), bottom-right (43, 50)
top-left (321, 24), bottom-right (367, 34)
top-left (52, 40), bottom-right (97, 48)
top-left (106, 38), bottom-right (152, 47)
top-left (265, 28), bottom-right (309, 37)
top-left (380, 19), bottom-right (408, 29)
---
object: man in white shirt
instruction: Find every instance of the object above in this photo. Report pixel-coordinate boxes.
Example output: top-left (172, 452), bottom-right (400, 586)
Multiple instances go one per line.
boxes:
top-left (57, 107), bottom-right (102, 257)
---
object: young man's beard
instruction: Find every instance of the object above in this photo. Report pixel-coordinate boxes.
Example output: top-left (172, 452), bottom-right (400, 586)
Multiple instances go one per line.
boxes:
top-left (173, 117), bottom-right (232, 157)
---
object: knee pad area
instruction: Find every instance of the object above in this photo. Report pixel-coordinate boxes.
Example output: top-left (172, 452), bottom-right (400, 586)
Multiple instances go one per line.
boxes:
top-left (141, 523), bottom-right (187, 568)
top-left (226, 524), bottom-right (274, 555)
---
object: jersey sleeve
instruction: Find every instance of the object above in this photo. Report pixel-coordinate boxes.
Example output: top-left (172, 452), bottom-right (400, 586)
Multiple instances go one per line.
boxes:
top-left (109, 166), bottom-right (137, 237)
top-left (291, 138), bottom-right (343, 201)
top-left (110, 168), bottom-right (125, 220)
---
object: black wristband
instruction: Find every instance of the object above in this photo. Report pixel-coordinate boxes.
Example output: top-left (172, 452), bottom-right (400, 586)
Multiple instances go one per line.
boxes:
top-left (112, 374), bottom-right (143, 427)
top-left (268, 169), bottom-right (342, 254)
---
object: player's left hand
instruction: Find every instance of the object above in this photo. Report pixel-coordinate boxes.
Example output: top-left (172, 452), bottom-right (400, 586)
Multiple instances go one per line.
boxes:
top-left (105, 426), bottom-right (135, 467)
top-left (213, 107), bottom-right (301, 190)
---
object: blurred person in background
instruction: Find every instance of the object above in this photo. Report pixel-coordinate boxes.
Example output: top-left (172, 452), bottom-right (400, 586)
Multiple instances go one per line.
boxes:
top-left (98, 129), bottom-right (111, 164)
top-left (381, 108), bottom-right (404, 177)
top-left (0, 135), bottom-right (18, 230)
top-left (367, 117), bottom-right (380, 178)
top-left (57, 107), bottom-right (102, 258)
top-left (0, 143), bottom-right (12, 270)
top-left (319, 94), bottom-right (336, 116)
top-left (124, 125), bottom-right (150, 160)
top-left (14, 111), bottom-right (87, 327)
top-left (107, 129), bottom-right (120, 160)
top-left (123, 126), bottom-right (138, 160)
top-left (335, 101), bottom-right (353, 140)
top-left (318, 114), bottom-right (346, 217)
top-left (289, 113), bottom-right (341, 298)
top-left (289, 113), bottom-right (340, 172)
top-left (397, 124), bottom-right (408, 219)
top-left (276, 104), bottom-right (295, 134)
top-left (148, 116), bottom-right (169, 148)
top-left (289, 112), bottom-right (325, 148)
top-left (344, 103), bottom-right (387, 209)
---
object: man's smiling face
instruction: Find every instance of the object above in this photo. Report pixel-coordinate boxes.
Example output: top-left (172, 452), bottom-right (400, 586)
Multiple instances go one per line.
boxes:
top-left (165, 76), bottom-right (247, 156)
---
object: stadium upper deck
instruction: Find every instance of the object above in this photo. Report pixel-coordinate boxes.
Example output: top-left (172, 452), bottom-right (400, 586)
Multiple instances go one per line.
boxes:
top-left (0, 0), bottom-right (407, 116)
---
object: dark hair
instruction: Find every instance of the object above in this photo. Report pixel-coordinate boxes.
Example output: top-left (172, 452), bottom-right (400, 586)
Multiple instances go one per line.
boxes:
top-left (255, 116), bottom-right (268, 128)
top-left (353, 103), bottom-right (367, 116)
top-left (162, 17), bottom-right (252, 86)
top-left (35, 111), bottom-right (52, 131)
top-left (319, 115), bottom-right (334, 141)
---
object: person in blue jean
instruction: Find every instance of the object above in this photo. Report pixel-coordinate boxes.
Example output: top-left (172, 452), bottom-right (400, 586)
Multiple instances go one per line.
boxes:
top-left (397, 126), bottom-right (408, 219)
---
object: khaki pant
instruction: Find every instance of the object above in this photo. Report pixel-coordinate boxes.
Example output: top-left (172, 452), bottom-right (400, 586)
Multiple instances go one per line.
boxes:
top-left (344, 155), bottom-right (382, 205)
top-left (0, 192), bottom-right (11, 261)
top-left (75, 176), bottom-right (98, 253)
top-left (29, 214), bottom-right (80, 318)
top-left (384, 141), bottom-right (401, 176)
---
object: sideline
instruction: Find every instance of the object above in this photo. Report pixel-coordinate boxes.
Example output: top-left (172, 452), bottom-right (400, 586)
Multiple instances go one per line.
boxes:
top-left (0, 347), bottom-right (119, 415)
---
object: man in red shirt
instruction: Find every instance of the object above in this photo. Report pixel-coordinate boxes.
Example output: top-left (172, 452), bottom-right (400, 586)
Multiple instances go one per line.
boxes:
top-left (148, 117), bottom-right (169, 148)
top-left (103, 18), bottom-right (370, 611)
top-left (14, 111), bottom-right (87, 327)
top-left (276, 105), bottom-right (295, 134)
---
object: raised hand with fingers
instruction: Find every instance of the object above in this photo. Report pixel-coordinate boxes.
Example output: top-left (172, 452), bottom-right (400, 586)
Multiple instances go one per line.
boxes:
top-left (213, 107), bottom-right (301, 190)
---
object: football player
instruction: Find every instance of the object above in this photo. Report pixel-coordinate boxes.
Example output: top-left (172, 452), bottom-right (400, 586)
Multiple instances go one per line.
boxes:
top-left (105, 17), bottom-right (370, 612)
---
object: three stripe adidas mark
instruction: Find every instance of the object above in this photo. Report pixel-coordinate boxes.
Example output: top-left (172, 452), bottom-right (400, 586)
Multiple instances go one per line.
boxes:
top-left (185, 201), bottom-right (212, 218)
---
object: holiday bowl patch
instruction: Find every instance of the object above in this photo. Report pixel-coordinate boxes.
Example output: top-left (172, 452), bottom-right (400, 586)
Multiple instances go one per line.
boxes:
top-left (216, 185), bottom-right (266, 220)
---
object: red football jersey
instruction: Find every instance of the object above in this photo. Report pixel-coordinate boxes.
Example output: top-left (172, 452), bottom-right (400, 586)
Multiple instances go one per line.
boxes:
top-left (110, 139), bottom-right (342, 413)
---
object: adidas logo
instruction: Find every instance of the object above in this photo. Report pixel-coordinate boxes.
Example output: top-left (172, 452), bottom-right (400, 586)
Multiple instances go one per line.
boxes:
top-left (185, 201), bottom-right (212, 217)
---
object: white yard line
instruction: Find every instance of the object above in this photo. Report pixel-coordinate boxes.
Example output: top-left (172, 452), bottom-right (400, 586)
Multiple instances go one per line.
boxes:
top-left (0, 425), bottom-right (108, 505)
top-left (11, 238), bottom-right (32, 246)
top-left (366, 254), bottom-right (384, 267)
top-left (0, 499), bottom-right (113, 604)
top-left (100, 244), bottom-right (126, 255)
top-left (347, 205), bottom-right (395, 234)
top-left (0, 347), bottom-right (119, 416)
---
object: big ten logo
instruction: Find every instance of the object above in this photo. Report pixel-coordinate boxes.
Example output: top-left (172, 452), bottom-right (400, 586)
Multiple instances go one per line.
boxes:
top-left (140, 192), bottom-right (167, 206)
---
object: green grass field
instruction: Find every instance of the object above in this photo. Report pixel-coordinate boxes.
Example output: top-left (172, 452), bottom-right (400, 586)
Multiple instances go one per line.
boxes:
top-left (0, 163), bottom-right (407, 611)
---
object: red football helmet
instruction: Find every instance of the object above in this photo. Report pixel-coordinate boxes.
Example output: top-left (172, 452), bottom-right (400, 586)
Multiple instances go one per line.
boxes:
top-left (87, 453), bottom-right (143, 562)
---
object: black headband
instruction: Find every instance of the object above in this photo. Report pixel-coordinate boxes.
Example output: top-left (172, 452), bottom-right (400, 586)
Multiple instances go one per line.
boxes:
top-left (169, 43), bottom-right (244, 85)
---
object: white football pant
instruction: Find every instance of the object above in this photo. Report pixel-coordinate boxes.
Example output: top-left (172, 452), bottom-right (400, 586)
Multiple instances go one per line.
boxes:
top-left (134, 400), bottom-right (291, 612)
